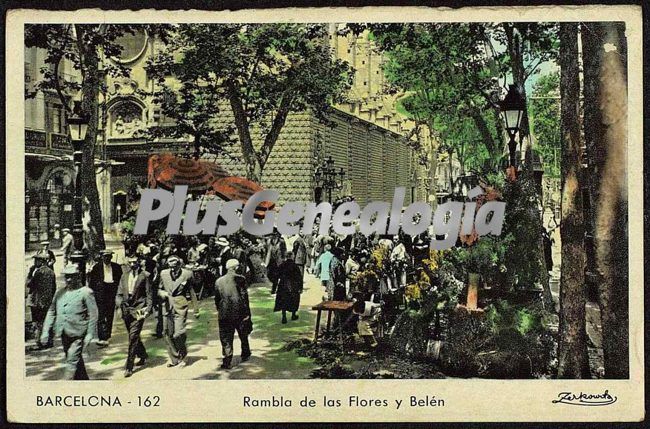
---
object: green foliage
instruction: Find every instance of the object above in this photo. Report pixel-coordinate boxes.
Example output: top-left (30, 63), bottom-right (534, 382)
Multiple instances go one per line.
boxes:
top-left (442, 300), bottom-right (555, 378)
top-left (366, 23), bottom-right (505, 173)
top-left (120, 218), bottom-right (135, 235)
top-left (530, 72), bottom-right (561, 177)
top-left (146, 24), bottom-right (353, 168)
top-left (485, 300), bottom-right (545, 336)
top-left (500, 171), bottom-right (546, 289)
top-left (25, 24), bottom-right (172, 105)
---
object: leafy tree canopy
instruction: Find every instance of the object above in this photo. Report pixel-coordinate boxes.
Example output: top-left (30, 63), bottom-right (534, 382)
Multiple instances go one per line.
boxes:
top-left (530, 71), bottom-right (561, 177)
top-left (146, 24), bottom-right (353, 177)
top-left (363, 23), bottom-right (506, 173)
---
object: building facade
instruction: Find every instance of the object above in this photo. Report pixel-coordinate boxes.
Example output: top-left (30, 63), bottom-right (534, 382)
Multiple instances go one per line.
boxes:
top-left (24, 26), bottom-right (433, 248)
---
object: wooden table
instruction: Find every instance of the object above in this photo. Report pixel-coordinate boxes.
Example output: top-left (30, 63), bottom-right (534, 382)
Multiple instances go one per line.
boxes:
top-left (312, 300), bottom-right (354, 345)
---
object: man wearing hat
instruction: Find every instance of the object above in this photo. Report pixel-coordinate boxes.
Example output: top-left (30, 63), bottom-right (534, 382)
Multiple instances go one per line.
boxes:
top-left (214, 258), bottom-right (252, 369)
top-left (264, 231), bottom-right (286, 295)
top-left (158, 255), bottom-right (198, 368)
top-left (292, 232), bottom-right (308, 283)
top-left (26, 253), bottom-right (56, 349)
top-left (88, 249), bottom-right (123, 347)
top-left (116, 256), bottom-right (153, 377)
top-left (60, 228), bottom-right (73, 266)
top-left (214, 237), bottom-right (232, 277)
top-left (41, 264), bottom-right (98, 380)
top-left (36, 241), bottom-right (56, 271)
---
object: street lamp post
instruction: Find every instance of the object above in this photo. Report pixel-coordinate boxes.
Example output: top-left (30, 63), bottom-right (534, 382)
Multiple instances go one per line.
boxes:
top-left (499, 84), bottom-right (526, 170)
top-left (67, 111), bottom-right (89, 284)
top-left (314, 156), bottom-right (345, 204)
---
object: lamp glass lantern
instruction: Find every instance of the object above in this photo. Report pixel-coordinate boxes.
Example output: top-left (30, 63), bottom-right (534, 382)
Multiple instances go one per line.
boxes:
top-left (499, 84), bottom-right (526, 138)
top-left (67, 113), bottom-right (89, 148)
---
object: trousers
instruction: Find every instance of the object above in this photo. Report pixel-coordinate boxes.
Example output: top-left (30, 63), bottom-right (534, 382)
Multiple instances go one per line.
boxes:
top-left (218, 319), bottom-right (250, 364)
top-left (30, 305), bottom-right (49, 344)
top-left (97, 299), bottom-right (116, 341)
top-left (123, 314), bottom-right (147, 370)
top-left (61, 332), bottom-right (88, 380)
top-left (164, 311), bottom-right (187, 364)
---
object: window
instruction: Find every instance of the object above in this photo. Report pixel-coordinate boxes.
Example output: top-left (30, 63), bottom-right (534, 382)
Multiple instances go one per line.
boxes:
top-left (46, 103), bottom-right (64, 134)
top-left (112, 27), bottom-right (148, 64)
top-left (153, 92), bottom-right (177, 126)
top-left (24, 62), bottom-right (33, 83)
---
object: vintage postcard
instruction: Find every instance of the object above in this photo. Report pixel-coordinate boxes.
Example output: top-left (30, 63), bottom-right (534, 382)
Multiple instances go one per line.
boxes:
top-left (4, 4), bottom-right (644, 423)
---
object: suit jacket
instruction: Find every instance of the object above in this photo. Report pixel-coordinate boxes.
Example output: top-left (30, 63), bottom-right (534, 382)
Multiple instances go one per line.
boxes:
top-left (116, 267), bottom-right (153, 317)
top-left (292, 237), bottom-right (308, 265)
top-left (158, 268), bottom-right (197, 314)
top-left (265, 239), bottom-right (286, 268)
top-left (42, 286), bottom-right (98, 340)
top-left (26, 265), bottom-right (56, 308)
top-left (214, 273), bottom-right (250, 323)
top-left (89, 261), bottom-right (122, 305)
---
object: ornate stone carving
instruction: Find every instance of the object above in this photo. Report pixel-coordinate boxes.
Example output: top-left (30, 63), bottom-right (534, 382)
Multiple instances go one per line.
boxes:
top-left (109, 100), bottom-right (145, 138)
top-left (109, 77), bottom-right (138, 96)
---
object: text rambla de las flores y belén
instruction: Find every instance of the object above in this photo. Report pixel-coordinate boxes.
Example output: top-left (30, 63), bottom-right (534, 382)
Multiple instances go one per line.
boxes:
top-left (243, 395), bottom-right (445, 410)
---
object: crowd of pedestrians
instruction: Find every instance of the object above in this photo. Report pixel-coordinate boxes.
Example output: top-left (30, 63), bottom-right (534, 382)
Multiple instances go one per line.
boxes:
top-left (26, 220), bottom-right (435, 380)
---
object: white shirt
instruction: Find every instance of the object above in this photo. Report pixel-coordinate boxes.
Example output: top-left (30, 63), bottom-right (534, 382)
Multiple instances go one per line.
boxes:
top-left (103, 262), bottom-right (113, 283)
top-left (128, 271), bottom-right (138, 296)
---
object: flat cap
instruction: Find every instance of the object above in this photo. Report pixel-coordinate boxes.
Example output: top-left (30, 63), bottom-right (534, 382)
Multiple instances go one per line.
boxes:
top-left (167, 255), bottom-right (182, 266)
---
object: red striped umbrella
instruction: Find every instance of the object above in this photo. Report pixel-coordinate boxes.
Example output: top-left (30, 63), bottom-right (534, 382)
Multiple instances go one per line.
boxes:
top-left (147, 153), bottom-right (275, 219)
top-left (212, 176), bottom-right (276, 219)
top-left (148, 153), bottom-right (230, 194)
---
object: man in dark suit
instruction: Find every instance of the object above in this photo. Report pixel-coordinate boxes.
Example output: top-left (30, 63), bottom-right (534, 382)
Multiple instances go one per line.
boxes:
top-left (275, 251), bottom-right (303, 324)
top-left (292, 233), bottom-right (308, 283)
top-left (41, 264), bottom-right (98, 380)
top-left (26, 253), bottom-right (56, 349)
top-left (214, 259), bottom-right (251, 370)
top-left (89, 250), bottom-right (122, 347)
top-left (158, 255), bottom-right (198, 368)
top-left (265, 231), bottom-right (286, 295)
top-left (116, 256), bottom-right (153, 377)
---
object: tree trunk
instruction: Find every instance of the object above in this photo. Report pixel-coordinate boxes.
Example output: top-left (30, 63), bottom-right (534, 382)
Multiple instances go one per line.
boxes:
top-left (227, 82), bottom-right (293, 184)
top-left (587, 22), bottom-right (629, 379)
top-left (226, 82), bottom-right (259, 182)
top-left (76, 25), bottom-right (105, 253)
top-left (580, 22), bottom-right (603, 307)
top-left (557, 22), bottom-right (590, 379)
top-left (470, 107), bottom-right (500, 167)
top-left (427, 122), bottom-right (438, 208)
